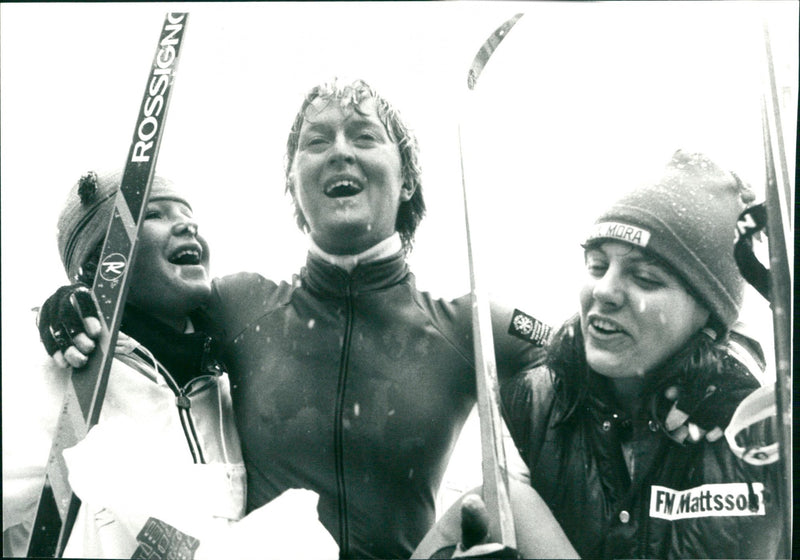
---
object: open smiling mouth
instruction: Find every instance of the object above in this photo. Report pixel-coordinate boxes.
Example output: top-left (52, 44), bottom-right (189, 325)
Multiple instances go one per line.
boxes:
top-left (589, 317), bottom-right (625, 335)
top-left (324, 179), bottom-right (363, 198)
top-left (168, 247), bottom-right (202, 266)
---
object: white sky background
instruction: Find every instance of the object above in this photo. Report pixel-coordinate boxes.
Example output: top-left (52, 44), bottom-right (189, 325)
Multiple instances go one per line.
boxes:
top-left (2, 0), bottom-right (797, 515)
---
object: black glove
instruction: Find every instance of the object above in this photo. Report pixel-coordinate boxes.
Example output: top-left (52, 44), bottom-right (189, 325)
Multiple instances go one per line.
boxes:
top-left (660, 351), bottom-right (760, 443)
top-left (669, 360), bottom-right (759, 430)
top-left (37, 283), bottom-right (101, 367)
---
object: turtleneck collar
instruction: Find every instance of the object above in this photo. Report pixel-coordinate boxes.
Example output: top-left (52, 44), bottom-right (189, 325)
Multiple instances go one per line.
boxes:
top-left (120, 304), bottom-right (224, 387)
top-left (308, 233), bottom-right (403, 274)
top-left (302, 243), bottom-right (411, 298)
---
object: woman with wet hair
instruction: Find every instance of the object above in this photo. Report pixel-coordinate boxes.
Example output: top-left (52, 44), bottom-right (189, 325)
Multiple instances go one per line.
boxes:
top-left (284, 79), bottom-right (426, 252)
top-left (34, 80), bottom-right (560, 559)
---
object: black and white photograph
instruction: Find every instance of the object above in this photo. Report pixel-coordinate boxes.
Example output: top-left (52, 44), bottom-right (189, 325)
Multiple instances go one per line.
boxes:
top-left (2, 1), bottom-right (795, 558)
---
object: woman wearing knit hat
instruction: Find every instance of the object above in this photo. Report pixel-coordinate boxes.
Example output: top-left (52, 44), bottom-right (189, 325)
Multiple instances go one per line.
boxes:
top-left (3, 170), bottom-right (337, 558)
top-left (414, 150), bottom-right (783, 559)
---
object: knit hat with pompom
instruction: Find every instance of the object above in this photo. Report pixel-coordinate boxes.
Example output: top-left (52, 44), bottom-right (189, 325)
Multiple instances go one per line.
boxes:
top-left (585, 149), bottom-right (755, 332)
top-left (57, 170), bottom-right (191, 282)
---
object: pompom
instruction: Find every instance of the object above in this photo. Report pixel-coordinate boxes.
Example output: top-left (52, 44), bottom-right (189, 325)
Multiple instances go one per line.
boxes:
top-left (77, 171), bottom-right (99, 204)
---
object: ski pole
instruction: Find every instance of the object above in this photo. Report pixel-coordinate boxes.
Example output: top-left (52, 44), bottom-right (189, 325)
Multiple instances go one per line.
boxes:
top-left (26, 13), bottom-right (189, 557)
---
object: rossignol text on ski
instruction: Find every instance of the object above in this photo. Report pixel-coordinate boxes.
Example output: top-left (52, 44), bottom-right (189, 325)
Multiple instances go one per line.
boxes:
top-left (26, 13), bottom-right (189, 558)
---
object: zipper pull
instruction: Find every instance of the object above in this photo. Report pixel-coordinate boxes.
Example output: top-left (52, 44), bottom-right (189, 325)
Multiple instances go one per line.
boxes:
top-left (176, 393), bottom-right (191, 410)
top-left (201, 336), bottom-right (224, 376)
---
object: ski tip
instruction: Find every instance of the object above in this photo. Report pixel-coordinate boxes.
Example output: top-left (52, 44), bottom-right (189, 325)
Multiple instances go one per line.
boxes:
top-left (467, 13), bottom-right (525, 90)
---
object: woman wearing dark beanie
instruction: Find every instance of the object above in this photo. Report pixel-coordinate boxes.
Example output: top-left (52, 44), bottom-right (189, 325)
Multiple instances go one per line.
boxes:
top-left (415, 150), bottom-right (783, 559)
top-left (502, 150), bottom-right (782, 559)
top-left (3, 171), bottom-right (337, 558)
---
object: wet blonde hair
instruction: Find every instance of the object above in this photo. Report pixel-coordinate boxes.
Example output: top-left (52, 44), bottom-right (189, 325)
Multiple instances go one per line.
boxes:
top-left (285, 78), bottom-right (425, 252)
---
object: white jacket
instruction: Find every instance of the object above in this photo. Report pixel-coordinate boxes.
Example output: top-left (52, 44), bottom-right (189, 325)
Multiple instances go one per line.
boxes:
top-left (3, 330), bottom-right (337, 559)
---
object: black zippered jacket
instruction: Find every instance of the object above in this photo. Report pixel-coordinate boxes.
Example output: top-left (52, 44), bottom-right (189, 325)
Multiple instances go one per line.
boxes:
top-left (501, 363), bottom-right (784, 559)
top-left (207, 252), bottom-right (545, 558)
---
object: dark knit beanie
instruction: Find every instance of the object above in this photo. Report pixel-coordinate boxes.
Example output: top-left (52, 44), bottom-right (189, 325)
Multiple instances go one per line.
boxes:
top-left (585, 150), bottom-right (755, 331)
top-left (57, 170), bottom-right (191, 282)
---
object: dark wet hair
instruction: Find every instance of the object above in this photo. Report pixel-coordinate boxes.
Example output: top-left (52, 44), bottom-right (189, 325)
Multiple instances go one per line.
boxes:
top-left (284, 78), bottom-right (425, 252)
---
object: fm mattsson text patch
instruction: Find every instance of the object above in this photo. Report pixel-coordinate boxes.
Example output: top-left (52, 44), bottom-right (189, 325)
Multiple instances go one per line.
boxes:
top-left (650, 483), bottom-right (765, 521)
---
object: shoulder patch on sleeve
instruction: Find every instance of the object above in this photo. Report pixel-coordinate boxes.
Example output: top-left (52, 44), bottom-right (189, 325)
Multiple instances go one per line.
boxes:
top-left (508, 309), bottom-right (552, 347)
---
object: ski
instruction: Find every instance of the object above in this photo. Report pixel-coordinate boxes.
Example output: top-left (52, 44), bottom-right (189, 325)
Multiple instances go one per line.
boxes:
top-left (758, 21), bottom-right (793, 558)
top-left (26, 13), bottom-right (189, 558)
top-left (731, 19), bottom-right (794, 559)
top-left (460, 12), bottom-right (524, 552)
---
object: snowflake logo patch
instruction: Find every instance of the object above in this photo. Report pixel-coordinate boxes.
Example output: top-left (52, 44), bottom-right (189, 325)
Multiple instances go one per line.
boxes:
top-left (513, 314), bottom-right (534, 336)
top-left (508, 309), bottom-right (552, 347)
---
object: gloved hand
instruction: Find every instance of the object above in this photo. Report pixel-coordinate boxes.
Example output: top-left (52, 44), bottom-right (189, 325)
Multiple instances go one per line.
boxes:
top-left (661, 352), bottom-right (760, 444)
top-left (663, 385), bottom-right (724, 443)
top-left (37, 283), bottom-right (102, 369)
top-left (451, 495), bottom-right (519, 559)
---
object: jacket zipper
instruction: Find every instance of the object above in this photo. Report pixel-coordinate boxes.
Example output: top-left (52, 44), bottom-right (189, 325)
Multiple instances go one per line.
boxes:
top-left (175, 388), bottom-right (206, 464)
top-left (132, 344), bottom-right (210, 464)
top-left (335, 281), bottom-right (355, 555)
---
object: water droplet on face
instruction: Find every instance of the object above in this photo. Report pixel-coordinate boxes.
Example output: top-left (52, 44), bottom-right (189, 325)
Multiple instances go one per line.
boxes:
top-left (307, 319), bottom-right (316, 329)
